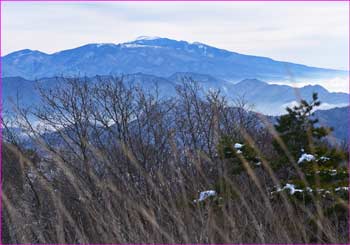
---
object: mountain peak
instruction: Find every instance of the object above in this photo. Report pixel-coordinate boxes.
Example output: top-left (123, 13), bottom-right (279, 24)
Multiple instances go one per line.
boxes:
top-left (6, 49), bottom-right (47, 56)
top-left (4, 49), bottom-right (48, 60)
top-left (302, 84), bottom-right (328, 93)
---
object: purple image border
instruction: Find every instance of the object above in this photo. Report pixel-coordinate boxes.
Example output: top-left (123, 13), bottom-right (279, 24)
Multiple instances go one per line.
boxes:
top-left (0, 0), bottom-right (349, 244)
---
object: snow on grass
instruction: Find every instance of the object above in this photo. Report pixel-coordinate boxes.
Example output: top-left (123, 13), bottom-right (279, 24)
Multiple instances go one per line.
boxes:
top-left (318, 156), bottom-right (331, 162)
top-left (194, 190), bottom-right (217, 203)
top-left (272, 185), bottom-right (349, 196)
top-left (272, 183), bottom-right (303, 195)
top-left (283, 183), bottom-right (303, 195)
top-left (233, 143), bottom-right (244, 154)
top-left (330, 169), bottom-right (337, 176)
top-left (335, 187), bottom-right (349, 191)
top-left (306, 187), bottom-right (313, 192)
top-left (298, 153), bottom-right (315, 164)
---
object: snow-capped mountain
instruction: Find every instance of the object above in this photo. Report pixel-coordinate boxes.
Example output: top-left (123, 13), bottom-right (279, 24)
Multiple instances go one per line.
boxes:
top-left (3, 37), bottom-right (347, 82)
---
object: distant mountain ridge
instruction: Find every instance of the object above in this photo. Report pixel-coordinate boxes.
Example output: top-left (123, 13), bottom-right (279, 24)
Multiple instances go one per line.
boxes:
top-left (231, 78), bottom-right (348, 114)
top-left (3, 73), bottom-right (348, 116)
top-left (3, 37), bottom-right (347, 82)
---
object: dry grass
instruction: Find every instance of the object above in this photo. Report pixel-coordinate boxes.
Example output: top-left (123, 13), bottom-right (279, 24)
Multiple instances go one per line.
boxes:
top-left (2, 77), bottom-right (349, 244)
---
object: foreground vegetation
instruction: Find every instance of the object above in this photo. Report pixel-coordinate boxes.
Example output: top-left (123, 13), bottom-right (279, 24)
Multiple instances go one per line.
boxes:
top-left (2, 76), bottom-right (349, 243)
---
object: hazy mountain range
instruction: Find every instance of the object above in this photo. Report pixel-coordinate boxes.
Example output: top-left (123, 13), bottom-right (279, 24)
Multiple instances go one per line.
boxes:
top-left (3, 36), bottom-right (348, 143)
top-left (3, 36), bottom-right (347, 82)
top-left (3, 73), bottom-right (348, 116)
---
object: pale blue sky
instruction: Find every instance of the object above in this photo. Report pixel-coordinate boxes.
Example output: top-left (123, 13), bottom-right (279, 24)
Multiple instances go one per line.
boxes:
top-left (3, 1), bottom-right (349, 70)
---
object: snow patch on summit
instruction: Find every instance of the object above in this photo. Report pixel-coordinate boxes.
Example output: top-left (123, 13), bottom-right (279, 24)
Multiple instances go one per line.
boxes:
top-left (95, 43), bottom-right (116, 48)
top-left (135, 36), bottom-right (161, 41)
top-left (121, 43), bottom-right (162, 49)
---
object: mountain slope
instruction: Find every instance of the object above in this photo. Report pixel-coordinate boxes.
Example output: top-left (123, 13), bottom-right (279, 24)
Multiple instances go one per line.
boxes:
top-left (3, 37), bottom-right (347, 82)
top-left (315, 106), bottom-right (349, 144)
